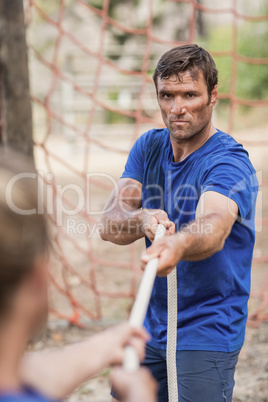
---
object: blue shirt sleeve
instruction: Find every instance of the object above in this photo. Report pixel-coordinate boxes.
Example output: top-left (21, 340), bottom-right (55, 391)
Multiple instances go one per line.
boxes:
top-left (121, 134), bottom-right (145, 184)
top-left (201, 156), bottom-right (258, 220)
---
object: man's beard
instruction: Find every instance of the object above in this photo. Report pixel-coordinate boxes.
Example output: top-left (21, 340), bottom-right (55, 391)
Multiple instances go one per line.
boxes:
top-left (168, 119), bottom-right (210, 142)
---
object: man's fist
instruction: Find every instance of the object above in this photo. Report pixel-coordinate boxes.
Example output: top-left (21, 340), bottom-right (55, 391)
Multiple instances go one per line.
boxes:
top-left (139, 209), bottom-right (175, 242)
top-left (141, 234), bottom-right (184, 276)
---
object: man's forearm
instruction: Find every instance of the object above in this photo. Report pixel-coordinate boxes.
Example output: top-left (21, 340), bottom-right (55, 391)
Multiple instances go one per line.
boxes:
top-left (142, 198), bottom-right (237, 276)
top-left (100, 206), bottom-right (145, 245)
top-left (177, 213), bottom-right (230, 262)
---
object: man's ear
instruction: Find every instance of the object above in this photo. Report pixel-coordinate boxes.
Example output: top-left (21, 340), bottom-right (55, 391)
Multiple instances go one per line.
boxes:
top-left (210, 85), bottom-right (218, 106)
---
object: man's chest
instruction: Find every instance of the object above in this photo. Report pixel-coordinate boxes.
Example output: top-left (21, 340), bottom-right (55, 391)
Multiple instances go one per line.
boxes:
top-left (142, 159), bottom-right (203, 227)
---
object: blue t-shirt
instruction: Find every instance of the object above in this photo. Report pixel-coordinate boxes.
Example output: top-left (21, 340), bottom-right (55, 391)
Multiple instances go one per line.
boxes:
top-left (121, 128), bottom-right (258, 352)
top-left (0, 387), bottom-right (57, 402)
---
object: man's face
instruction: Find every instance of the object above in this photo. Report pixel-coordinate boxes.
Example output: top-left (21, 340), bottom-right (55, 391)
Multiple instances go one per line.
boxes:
top-left (156, 70), bottom-right (218, 142)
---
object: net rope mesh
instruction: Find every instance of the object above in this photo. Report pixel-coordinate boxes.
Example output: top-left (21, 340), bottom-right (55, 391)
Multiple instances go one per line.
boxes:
top-left (24, 0), bottom-right (268, 327)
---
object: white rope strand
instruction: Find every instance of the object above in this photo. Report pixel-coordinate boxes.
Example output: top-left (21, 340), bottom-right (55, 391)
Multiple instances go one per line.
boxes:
top-left (123, 223), bottom-right (179, 402)
top-left (167, 268), bottom-right (178, 402)
top-left (123, 224), bottom-right (166, 371)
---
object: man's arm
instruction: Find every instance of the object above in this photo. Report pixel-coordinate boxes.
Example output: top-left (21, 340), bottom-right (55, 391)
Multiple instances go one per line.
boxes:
top-left (100, 178), bottom-right (175, 245)
top-left (141, 191), bottom-right (238, 276)
top-left (20, 324), bottom-right (149, 400)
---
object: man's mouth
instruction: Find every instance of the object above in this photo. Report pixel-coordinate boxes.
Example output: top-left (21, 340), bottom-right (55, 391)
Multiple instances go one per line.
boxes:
top-left (171, 120), bottom-right (188, 124)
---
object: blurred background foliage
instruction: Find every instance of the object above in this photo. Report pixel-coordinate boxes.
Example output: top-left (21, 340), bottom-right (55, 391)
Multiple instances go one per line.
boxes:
top-left (33, 0), bottom-right (268, 100)
top-left (29, 0), bottom-right (268, 131)
top-left (201, 21), bottom-right (268, 101)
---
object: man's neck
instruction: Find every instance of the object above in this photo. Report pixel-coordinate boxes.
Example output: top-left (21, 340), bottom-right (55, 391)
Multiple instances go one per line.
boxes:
top-left (0, 317), bottom-right (29, 392)
top-left (171, 122), bottom-right (217, 163)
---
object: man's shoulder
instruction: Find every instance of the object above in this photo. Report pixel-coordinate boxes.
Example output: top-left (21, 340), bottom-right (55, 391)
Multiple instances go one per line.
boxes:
top-left (212, 130), bottom-right (248, 156)
top-left (139, 128), bottom-right (169, 148)
top-left (203, 130), bottom-right (254, 172)
top-left (214, 130), bottom-right (245, 150)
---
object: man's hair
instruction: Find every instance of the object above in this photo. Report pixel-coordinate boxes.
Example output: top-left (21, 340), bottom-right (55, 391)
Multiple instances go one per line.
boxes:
top-left (0, 149), bottom-right (49, 318)
top-left (153, 44), bottom-right (218, 97)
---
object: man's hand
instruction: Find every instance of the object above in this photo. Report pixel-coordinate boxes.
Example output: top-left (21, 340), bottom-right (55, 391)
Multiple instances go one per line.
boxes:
top-left (141, 191), bottom-right (239, 277)
top-left (140, 208), bottom-right (175, 242)
top-left (100, 178), bottom-right (175, 245)
top-left (111, 367), bottom-right (158, 402)
top-left (141, 235), bottom-right (183, 276)
top-left (102, 323), bottom-right (150, 366)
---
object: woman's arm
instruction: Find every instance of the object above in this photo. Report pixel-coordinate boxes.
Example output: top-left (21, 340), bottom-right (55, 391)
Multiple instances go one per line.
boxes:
top-left (20, 323), bottom-right (149, 400)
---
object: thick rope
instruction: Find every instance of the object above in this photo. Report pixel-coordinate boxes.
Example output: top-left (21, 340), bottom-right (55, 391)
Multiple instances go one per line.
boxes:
top-left (124, 223), bottom-right (179, 402)
top-left (124, 224), bottom-right (179, 401)
top-left (124, 224), bottom-right (166, 371)
top-left (167, 268), bottom-right (178, 402)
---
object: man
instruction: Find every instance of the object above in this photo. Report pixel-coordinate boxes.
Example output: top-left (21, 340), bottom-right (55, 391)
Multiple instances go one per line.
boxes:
top-left (0, 150), bottom-right (157, 402)
top-left (100, 44), bottom-right (258, 402)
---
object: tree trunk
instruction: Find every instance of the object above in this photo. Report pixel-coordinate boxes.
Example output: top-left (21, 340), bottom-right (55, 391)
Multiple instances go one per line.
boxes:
top-left (0, 0), bottom-right (33, 158)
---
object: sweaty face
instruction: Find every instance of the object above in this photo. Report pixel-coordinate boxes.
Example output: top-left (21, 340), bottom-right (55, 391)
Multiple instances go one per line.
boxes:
top-left (157, 70), bottom-right (217, 142)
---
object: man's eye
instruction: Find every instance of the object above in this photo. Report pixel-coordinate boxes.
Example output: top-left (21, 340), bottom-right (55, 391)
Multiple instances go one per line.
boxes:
top-left (187, 93), bottom-right (195, 98)
top-left (163, 93), bottom-right (172, 99)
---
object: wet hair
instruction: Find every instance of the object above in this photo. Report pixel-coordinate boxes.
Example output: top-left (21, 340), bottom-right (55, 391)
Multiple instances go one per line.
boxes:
top-left (0, 148), bottom-right (49, 318)
top-left (153, 44), bottom-right (218, 97)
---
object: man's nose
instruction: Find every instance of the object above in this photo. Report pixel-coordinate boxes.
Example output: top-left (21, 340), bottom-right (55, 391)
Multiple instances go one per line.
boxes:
top-left (171, 98), bottom-right (186, 114)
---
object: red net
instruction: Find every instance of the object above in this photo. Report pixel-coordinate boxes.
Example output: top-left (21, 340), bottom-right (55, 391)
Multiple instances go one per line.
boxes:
top-left (24, 0), bottom-right (268, 327)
